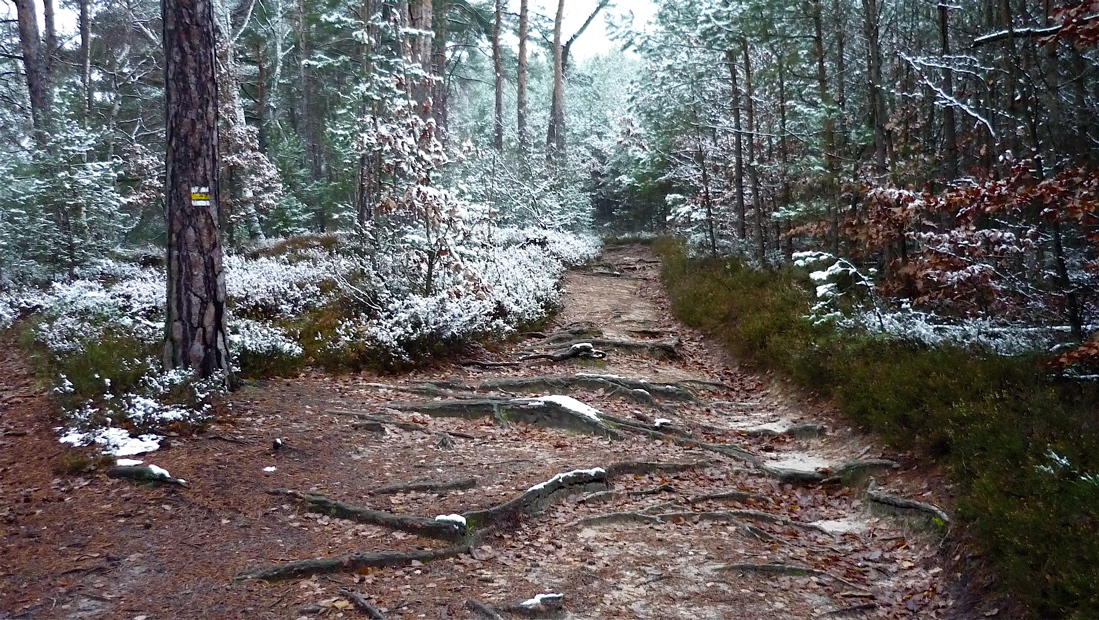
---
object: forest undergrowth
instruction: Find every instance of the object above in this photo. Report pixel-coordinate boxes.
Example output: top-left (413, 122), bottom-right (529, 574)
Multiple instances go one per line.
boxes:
top-left (656, 238), bottom-right (1099, 619)
top-left (0, 229), bottom-right (599, 457)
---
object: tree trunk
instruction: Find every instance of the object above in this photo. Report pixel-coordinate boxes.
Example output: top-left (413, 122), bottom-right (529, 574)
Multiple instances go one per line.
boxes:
top-left (432, 0), bottom-right (449, 139)
top-left (408, 0), bottom-right (433, 118)
top-left (742, 40), bottom-right (765, 263)
top-left (492, 0), bottom-right (504, 150)
top-left (43, 0), bottom-right (58, 79)
top-left (517, 0), bottom-right (529, 152)
top-left (862, 0), bottom-right (887, 174)
top-left (938, 4), bottom-right (959, 181)
top-left (811, 0), bottom-right (839, 253)
top-left (163, 0), bottom-right (234, 385)
top-left (725, 50), bottom-right (746, 241)
top-left (546, 0), bottom-right (566, 166)
top-left (14, 0), bottom-right (53, 141)
top-left (80, 0), bottom-right (93, 126)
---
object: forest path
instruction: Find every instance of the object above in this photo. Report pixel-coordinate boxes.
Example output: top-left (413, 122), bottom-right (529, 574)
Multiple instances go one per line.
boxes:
top-left (1, 245), bottom-right (960, 619)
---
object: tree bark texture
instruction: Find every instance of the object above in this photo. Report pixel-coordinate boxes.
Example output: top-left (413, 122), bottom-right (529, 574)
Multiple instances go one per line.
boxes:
top-left (517, 0), bottom-right (529, 152)
top-left (546, 0), bottom-right (566, 165)
top-left (407, 0), bottom-right (433, 118)
top-left (492, 0), bottom-right (504, 150)
top-left (14, 0), bottom-right (53, 140)
top-left (163, 0), bottom-right (233, 383)
top-left (725, 50), bottom-right (746, 241)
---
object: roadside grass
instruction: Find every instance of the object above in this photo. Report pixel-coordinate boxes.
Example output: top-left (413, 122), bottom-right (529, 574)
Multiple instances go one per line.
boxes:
top-left (656, 238), bottom-right (1099, 619)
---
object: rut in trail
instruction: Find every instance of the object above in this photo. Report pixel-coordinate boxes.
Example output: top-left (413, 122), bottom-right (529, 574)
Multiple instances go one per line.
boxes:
top-left (0, 245), bottom-right (962, 620)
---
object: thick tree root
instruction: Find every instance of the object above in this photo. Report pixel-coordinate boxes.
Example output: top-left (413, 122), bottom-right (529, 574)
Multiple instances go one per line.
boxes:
top-left (495, 593), bottom-right (566, 617)
top-left (465, 599), bottom-right (505, 620)
top-left (866, 479), bottom-right (950, 527)
top-left (760, 459), bottom-right (900, 486)
top-left (537, 324), bottom-right (603, 346)
top-left (268, 489), bottom-right (467, 541)
top-left (328, 409), bottom-right (477, 440)
top-left (604, 460), bottom-right (709, 477)
top-left (743, 422), bottom-right (828, 440)
top-left (340, 589), bottom-right (387, 620)
top-left (464, 468), bottom-right (609, 529)
top-left (241, 461), bottom-right (723, 581)
top-left (519, 342), bottom-right (607, 363)
top-left (822, 602), bottom-right (878, 616)
top-left (570, 508), bottom-right (833, 537)
top-left (426, 374), bottom-right (698, 403)
top-left (713, 563), bottom-right (868, 591)
top-left (236, 532), bottom-right (489, 581)
top-left (526, 338), bottom-right (682, 360)
top-left (106, 465), bottom-right (187, 486)
top-left (383, 398), bottom-right (623, 439)
top-left (368, 478), bottom-right (478, 496)
top-left (459, 343), bottom-right (607, 368)
top-left (688, 489), bottom-right (770, 505)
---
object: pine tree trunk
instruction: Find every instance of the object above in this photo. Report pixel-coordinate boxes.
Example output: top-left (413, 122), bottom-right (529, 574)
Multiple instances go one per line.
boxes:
top-left (432, 0), bottom-right (449, 139)
top-left (546, 0), bottom-right (566, 166)
top-left (862, 0), bottom-right (888, 174)
top-left (517, 0), bottom-right (529, 152)
top-left (742, 40), bottom-right (765, 263)
top-left (938, 4), bottom-right (959, 181)
top-left (725, 50), bottom-right (746, 242)
top-left (492, 0), bottom-right (504, 150)
top-left (408, 0), bottom-right (433, 118)
top-left (80, 0), bottom-right (92, 126)
top-left (163, 0), bottom-right (234, 385)
top-left (14, 0), bottom-right (53, 142)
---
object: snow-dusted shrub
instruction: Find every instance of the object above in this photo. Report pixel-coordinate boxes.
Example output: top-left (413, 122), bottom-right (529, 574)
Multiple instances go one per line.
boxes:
top-left (230, 318), bottom-right (305, 377)
top-left (224, 252), bottom-right (351, 319)
top-left (795, 250), bottom-right (1080, 355)
top-left (13, 221), bottom-right (599, 449)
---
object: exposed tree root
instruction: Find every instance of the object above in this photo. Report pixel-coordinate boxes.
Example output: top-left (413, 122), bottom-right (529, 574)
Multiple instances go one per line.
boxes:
top-left (328, 409), bottom-right (477, 440)
top-left (526, 338), bottom-right (682, 360)
top-left (519, 342), bottom-right (607, 363)
top-left (496, 593), bottom-right (565, 617)
top-left (458, 343), bottom-right (607, 368)
top-left (743, 422), bottom-right (828, 440)
top-left (688, 489), bottom-right (769, 505)
top-left (569, 508), bottom-right (832, 537)
top-left (425, 374), bottom-right (698, 403)
top-left (866, 479), bottom-right (950, 526)
top-left (713, 563), bottom-right (868, 591)
top-left (821, 602), bottom-right (878, 616)
top-left (106, 465), bottom-right (187, 486)
top-left (268, 489), bottom-right (467, 541)
top-left (340, 589), bottom-right (387, 620)
top-left (824, 459), bottom-right (900, 486)
top-left (236, 532), bottom-right (489, 581)
top-left (383, 398), bottom-right (623, 439)
top-left (760, 459), bottom-right (900, 485)
top-left (465, 599), bottom-right (505, 620)
top-left (603, 460), bottom-right (711, 477)
top-left (537, 324), bottom-right (602, 346)
top-left (368, 478), bottom-right (478, 496)
top-left (463, 468), bottom-right (609, 529)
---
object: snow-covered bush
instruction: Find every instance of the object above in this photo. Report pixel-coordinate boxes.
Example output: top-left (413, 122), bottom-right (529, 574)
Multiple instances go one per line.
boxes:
top-left (794, 250), bottom-right (1081, 355)
top-left (5, 223), bottom-right (599, 452)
